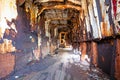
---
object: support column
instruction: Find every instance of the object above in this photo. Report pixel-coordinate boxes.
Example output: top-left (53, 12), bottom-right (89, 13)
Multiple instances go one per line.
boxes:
top-left (80, 42), bottom-right (87, 61)
top-left (37, 30), bottom-right (41, 60)
top-left (36, 16), bottom-right (42, 60)
top-left (91, 41), bottom-right (98, 67)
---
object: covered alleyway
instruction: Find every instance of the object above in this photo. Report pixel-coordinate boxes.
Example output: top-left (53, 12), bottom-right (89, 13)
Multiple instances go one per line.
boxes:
top-left (0, 0), bottom-right (120, 80)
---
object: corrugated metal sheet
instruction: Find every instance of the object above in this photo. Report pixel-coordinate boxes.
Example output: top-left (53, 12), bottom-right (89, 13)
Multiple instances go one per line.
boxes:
top-left (88, 1), bottom-right (100, 39)
top-left (99, 0), bottom-right (113, 37)
top-left (97, 40), bottom-right (114, 74)
top-left (81, 0), bottom-right (114, 39)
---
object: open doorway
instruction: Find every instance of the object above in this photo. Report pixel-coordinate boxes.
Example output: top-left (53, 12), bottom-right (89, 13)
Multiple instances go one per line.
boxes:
top-left (59, 32), bottom-right (66, 48)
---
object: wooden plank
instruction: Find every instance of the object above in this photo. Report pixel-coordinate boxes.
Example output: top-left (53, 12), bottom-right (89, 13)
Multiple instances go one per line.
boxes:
top-left (38, 4), bottom-right (82, 16)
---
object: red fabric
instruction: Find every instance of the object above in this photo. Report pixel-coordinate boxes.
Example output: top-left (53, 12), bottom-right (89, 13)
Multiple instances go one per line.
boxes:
top-left (112, 0), bottom-right (117, 18)
top-left (119, 0), bottom-right (120, 4)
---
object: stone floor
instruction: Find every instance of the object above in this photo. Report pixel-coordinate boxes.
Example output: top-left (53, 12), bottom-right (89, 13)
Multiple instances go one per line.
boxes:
top-left (6, 48), bottom-right (110, 80)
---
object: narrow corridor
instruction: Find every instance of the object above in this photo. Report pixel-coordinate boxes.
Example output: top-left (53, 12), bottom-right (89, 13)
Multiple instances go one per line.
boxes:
top-left (0, 0), bottom-right (120, 79)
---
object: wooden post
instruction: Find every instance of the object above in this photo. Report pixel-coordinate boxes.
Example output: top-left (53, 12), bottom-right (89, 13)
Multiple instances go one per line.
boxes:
top-left (80, 42), bottom-right (87, 61)
top-left (91, 41), bottom-right (98, 67)
top-left (37, 16), bottom-right (41, 60)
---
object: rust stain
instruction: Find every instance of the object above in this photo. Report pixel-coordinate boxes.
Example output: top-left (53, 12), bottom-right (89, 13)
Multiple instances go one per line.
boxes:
top-left (100, 22), bottom-right (113, 37)
top-left (101, 22), bottom-right (107, 37)
top-left (91, 42), bottom-right (98, 67)
top-left (102, 56), bottom-right (105, 62)
top-left (115, 39), bottom-right (120, 80)
top-left (109, 25), bottom-right (114, 36)
top-left (80, 42), bottom-right (87, 61)
top-left (0, 53), bottom-right (15, 78)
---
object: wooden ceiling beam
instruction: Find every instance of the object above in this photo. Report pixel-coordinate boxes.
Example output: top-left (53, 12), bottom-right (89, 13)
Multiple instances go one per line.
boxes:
top-left (34, 0), bottom-right (64, 3)
top-left (38, 4), bottom-right (82, 16)
top-left (46, 18), bottom-right (70, 21)
top-left (49, 23), bottom-right (73, 28)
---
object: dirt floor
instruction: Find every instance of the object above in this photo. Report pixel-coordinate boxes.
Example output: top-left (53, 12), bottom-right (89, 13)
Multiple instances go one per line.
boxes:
top-left (5, 48), bottom-right (110, 80)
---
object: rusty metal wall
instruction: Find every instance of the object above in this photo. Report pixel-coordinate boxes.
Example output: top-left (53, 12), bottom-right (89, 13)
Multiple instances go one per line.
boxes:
top-left (0, 1), bottom-right (38, 78)
top-left (79, 1), bottom-right (120, 79)
top-left (0, 53), bottom-right (15, 79)
top-left (81, 0), bottom-right (115, 40)
top-left (115, 39), bottom-right (120, 79)
top-left (0, 0), bottom-right (17, 53)
top-left (97, 40), bottom-right (114, 74)
top-left (112, 0), bottom-right (120, 34)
